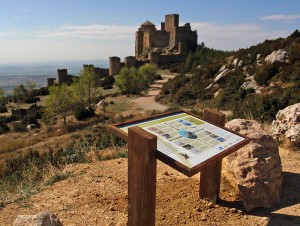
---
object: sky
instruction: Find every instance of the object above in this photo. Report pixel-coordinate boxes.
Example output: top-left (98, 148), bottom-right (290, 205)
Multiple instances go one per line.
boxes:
top-left (0, 0), bottom-right (299, 64)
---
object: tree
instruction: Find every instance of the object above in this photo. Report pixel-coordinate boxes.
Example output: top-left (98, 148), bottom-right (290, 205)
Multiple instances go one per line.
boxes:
top-left (115, 64), bottom-right (158, 95)
top-left (115, 67), bottom-right (144, 94)
top-left (13, 84), bottom-right (28, 108)
top-left (46, 84), bottom-right (74, 126)
top-left (139, 63), bottom-right (158, 85)
top-left (72, 66), bottom-right (100, 108)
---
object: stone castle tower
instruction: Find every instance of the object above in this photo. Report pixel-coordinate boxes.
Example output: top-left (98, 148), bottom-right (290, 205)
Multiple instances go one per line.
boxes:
top-left (135, 14), bottom-right (197, 59)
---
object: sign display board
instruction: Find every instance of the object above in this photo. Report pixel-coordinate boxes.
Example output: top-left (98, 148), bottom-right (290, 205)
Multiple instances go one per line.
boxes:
top-left (109, 111), bottom-right (249, 176)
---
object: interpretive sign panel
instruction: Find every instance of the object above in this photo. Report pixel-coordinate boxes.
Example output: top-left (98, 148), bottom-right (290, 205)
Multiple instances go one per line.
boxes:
top-left (109, 111), bottom-right (249, 176)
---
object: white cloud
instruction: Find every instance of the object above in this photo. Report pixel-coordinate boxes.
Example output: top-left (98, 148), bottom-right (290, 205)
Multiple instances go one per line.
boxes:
top-left (36, 24), bottom-right (137, 40)
top-left (13, 15), bottom-right (30, 19)
top-left (191, 22), bottom-right (289, 50)
top-left (260, 14), bottom-right (300, 23)
top-left (0, 31), bottom-right (17, 38)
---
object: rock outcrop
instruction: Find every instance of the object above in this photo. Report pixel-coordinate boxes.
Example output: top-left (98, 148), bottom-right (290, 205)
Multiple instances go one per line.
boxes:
top-left (14, 211), bottom-right (63, 226)
top-left (271, 103), bottom-right (300, 147)
top-left (223, 119), bottom-right (282, 211)
top-left (214, 69), bottom-right (230, 83)
top-left (265, 49), bottom-right (289, 64)
top-left (240, 76), bottom-right (261, 94)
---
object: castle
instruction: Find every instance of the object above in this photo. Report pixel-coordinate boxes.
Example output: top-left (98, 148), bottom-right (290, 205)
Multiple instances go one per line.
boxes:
top-left (48, 14), bottom-right (197, 86)
top-left (136, 14), bottom-right (198, 61)
top-left (107, 14), bottom-right (198, 75)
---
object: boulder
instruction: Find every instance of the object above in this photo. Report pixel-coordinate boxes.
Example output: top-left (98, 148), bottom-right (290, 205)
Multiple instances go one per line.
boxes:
top-left (14, 211), bottom-right (63, 226)
top-left (240, 76), bottom-right (261, 94)
top-left (218, 65), bottom-right (226, 72)
top-left (27, 124), bottom-right (38, 130)
top-left (256, 54), bottom-right (261, 60)
top-left (232, 58), bottom-right (239, 66)
top-left (238, 60), bottom-right (244, 67)
top-left (271, 103), bottom-right (300, 147)
top-left (214, 69), bottom-right (230, 83)
top-left (97, 100), bottom-right (108, 107)
top-left (265, 49), bottom-right (289, 64)
top-left (223, 119), bottom-right (282, 211)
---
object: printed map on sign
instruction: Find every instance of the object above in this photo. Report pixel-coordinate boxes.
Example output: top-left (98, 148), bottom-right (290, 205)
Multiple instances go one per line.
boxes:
top-left (118, 112), bottom-right (245, 168)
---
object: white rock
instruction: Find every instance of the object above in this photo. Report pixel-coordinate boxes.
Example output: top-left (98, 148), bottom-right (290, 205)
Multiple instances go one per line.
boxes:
top-left (14, 211), bottom-right (63, 226)
top-left (206, 83), bottom-right (213, 90)
top-left (256, 54), bottom-right (261, 60)
top-left (241, 76), bottom-right (260, 93)
top-left (232, 58), bottom-right (239, 66)
top-left (271, 103), bottom-right (300, 146)
top-left (97, 100), bottom-right (108, 107)
top-left (218, 65), bottom-right (226, 72)
top-left (214, 89), bottom-right (222, 98)
top-left (238, 60), bottom-right (243, 67)
top-left (214, 69), bottom-right (230, 83)
top-left (265, 49), bottom-right (289, 64)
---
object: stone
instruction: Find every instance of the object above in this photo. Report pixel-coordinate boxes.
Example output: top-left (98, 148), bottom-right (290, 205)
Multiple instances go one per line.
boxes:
top-left (214, 69), bottom-right (230, 83)
top-left (206, 83), bottom-right (213, 90)
top-left (14, 211), bottom-right (63, 226)
top-left (218, 65), bottom-right (226, 72)
top-left (27, 124), bottom-right (38, 130)
top-left (240, 76), bottom-right (261, 93)
top-left (238, 60), bottom-right (244, 67)
top-left (223, 119), bottom-right (282, 212)
top-left (271, 103), bottom-right (300, 147)
top-left (256, 54), bottom-right (261, 60)
top-left (232, 58), bottom-right (239, 66)
top-left (265, 49), bottom-right (289, 64)
top-left (97, 100), bottom-right (108, 107)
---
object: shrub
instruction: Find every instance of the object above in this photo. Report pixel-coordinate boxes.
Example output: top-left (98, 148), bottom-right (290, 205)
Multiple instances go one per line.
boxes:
top-left (0, 103), bottom-right (7, 113)
top-left (73, 106), bottom-right (95, 121)
top-left (12, 122), bottom-right (27, 132)
top-left (0, 122), bottom-right (9, 134)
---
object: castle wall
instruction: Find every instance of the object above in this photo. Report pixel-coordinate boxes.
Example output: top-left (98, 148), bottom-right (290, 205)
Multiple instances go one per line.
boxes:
top-left (47, 78), bottom-right (56, 86)
top-left (165, 14), bottom-right (179, 32)
top-left (156, 54), bottom-right (186, 66)
top-left (178, 42), bottom-right (188, 55)
top-left (109, 57), bottom-right (121, 76)
top-left (151, 30), bottom-right (169, 48)
top-left (57, 69), bottom-right (68, 84)
top-left (175, 26), bottom-right (198, 51)
top-left (135, 31), bottom-right (144, 56)
top-left (124, 56), bottom-right (136, 68)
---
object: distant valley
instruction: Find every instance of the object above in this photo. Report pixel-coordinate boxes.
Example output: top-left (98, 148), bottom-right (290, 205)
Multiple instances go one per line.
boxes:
top-left (0, 60), bottom-right (108, 94)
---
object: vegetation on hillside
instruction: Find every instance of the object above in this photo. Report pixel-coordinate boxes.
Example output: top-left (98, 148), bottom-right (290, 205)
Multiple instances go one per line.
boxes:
top-left (158, 30), bottom-right (300, 122)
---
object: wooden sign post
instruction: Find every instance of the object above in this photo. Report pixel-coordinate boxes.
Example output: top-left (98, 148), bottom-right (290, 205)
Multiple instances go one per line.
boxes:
top-left (128, 126), bottom-right (157, 226)
top-left (199, 108), bottom-right (226, 203)
top-left (108, 109), bottom-right (249, 226)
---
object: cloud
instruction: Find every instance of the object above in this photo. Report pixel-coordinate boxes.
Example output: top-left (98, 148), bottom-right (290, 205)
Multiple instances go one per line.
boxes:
top-left (0, 31), bottom-right (17, 38)
top-left (191, 22), bottom-right (289, 50)
top-left (13, 15), bottom-right (30, 19)
top-left (36, 24), bottom-right (137, 40)
top-left (260, 14), bottom-right (300, 23)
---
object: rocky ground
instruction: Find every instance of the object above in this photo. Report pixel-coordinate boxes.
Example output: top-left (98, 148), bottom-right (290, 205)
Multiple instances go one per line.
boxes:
top-left (1, 145), bottom-right (299, 226)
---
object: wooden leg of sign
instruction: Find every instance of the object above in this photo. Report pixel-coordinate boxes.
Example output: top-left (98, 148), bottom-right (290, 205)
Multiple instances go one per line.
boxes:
top-left (199, 108), bottom-right (226, 203)
top-left (128, 126), bottom-right (157, 226)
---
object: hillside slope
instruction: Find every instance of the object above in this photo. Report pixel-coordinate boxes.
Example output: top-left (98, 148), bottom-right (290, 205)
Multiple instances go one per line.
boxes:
top-left (158, 30), bottom-right (300, 123)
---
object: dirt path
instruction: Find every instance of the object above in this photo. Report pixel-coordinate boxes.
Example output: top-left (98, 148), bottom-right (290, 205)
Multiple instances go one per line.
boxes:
top-left (131, 74), bottom-right (176, 111)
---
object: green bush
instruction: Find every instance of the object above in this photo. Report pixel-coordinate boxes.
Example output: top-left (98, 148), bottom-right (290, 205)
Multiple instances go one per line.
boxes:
top-left (73, 106), bottom-right (95, 121)
top-left (12, 122), bottom-right (27, 132)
